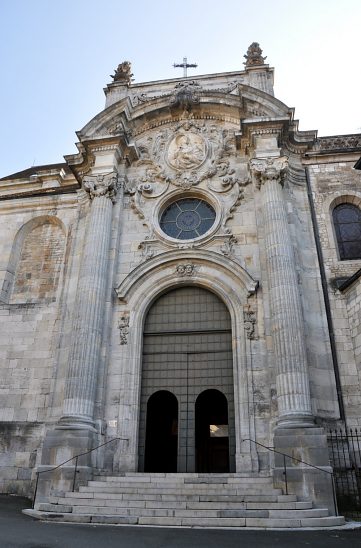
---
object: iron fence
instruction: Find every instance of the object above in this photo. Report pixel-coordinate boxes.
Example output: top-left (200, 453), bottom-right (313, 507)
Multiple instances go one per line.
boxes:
top-left (328, 428), bottom-right (361, 519)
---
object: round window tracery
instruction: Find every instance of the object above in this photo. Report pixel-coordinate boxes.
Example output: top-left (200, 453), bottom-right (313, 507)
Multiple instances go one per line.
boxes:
top-left (160, 198), bottom-right (216, 240)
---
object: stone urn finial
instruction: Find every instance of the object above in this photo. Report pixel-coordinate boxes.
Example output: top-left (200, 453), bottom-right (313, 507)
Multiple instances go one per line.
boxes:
top-left (110, 61), bottom-right (133, 85)
top-left (243, 42), bottom-right (267, 67)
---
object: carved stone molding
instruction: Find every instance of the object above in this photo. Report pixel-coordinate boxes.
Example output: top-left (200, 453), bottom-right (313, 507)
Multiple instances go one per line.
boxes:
top-left (118, 314), bottom-right (130, 345)
top-left (83, 171), bottom-right (120, 202)
top-left (176, 263), bottom-right (197, 277)
top-left (250, 157), bottom-right (288, 189)
top-left (314, 135), bottom-right (361, 152)
top-left (138, 242), bottom-right (155, 262)
top-left (220, 235), bottom-right (237, 259)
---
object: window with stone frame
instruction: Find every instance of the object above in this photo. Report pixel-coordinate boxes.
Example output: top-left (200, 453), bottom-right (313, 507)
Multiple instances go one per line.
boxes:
top-left (333, 203), bottom-right (361, 260)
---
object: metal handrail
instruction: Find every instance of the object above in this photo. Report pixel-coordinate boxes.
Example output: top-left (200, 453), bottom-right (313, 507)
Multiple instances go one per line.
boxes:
top-left (242, 438), bottom-right (338, 516)
top-left (32, 437), bottom-right (125, 508)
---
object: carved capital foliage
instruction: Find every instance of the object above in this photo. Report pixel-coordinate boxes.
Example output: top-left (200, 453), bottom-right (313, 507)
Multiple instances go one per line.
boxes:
top-left (250, 157), bottom-right (288, 189)
top-left (83, 171), bottom-right (120, 202)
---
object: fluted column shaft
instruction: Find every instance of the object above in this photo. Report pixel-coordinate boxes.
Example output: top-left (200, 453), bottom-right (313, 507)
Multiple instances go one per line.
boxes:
top-left (61, 172), bottom-right (118, 427)
top-left (251, 158), bottom-right (313, 426)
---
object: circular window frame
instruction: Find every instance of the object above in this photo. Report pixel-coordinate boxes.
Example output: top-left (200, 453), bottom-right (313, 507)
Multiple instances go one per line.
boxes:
top-left (154, 190), bottom-right (221, 245)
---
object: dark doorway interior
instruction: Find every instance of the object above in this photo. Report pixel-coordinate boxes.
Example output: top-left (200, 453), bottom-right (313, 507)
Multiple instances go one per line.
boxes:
top-left (144, 390), bottom-right (178, 472)
top-left (195, 389), bottom-right (230, 473)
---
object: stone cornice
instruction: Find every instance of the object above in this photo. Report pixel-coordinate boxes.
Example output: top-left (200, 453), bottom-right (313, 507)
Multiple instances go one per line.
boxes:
top-left (303, 134), bottom-right (361, 163)
top-left (65, 136), bottom-right (138, 183)
top-left (0, 164), bottom-right (78, 201)
top-left (237, 117), bottom-right (316, 154)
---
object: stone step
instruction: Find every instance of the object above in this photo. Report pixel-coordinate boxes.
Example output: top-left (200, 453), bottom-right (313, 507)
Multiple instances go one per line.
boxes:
top-left (97, 473), bottom-right (272, 480)
top-left (24, 509), bottom-right (346, 528)
top-left (46, 498), bottom-right (314, 511)
top-left (95, 475), bottom-right (273, 484)
top-left (68, 505), bottom-right (330, 520)
top-left (79, 485), bottom-right (283, 495)
top-left (62, 492), bottom-right (295, 503)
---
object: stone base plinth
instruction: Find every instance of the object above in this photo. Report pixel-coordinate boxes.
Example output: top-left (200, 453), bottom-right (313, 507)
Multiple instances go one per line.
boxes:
top-left (34, 427), bottom-right (97, 504)
top-left (273, 427), bottom-right (336, 514)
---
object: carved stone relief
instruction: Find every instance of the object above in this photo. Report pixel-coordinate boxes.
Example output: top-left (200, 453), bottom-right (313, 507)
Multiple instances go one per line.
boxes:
top-left (176, 263), bottom-right (197, 277)
top-left (124, 121), bottom-right (251, 249)
top-left (118, 313), bottom-right (130, 345)
top-left (244, 307), bottom-right (257, 340)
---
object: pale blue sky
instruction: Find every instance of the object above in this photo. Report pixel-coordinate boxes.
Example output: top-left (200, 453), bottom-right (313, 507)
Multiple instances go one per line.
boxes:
top-left (1, 0), bottom-right (360, 177)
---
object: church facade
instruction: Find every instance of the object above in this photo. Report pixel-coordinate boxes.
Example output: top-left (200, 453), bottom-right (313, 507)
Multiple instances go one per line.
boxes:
top-left (1, 44), bottom-right (361, 523)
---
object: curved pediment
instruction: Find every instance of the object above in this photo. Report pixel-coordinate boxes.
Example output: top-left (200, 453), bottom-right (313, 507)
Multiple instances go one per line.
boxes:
top-left (77, 82), bottom-right (293, 143)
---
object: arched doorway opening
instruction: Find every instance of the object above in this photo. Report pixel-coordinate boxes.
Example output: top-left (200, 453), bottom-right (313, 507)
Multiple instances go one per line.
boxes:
top-left (138, 285), bottom-right (235, 473)
top-left (195, 389), bottom-right (229, 473)
top-left (144, 391), bottom-right (178, 472)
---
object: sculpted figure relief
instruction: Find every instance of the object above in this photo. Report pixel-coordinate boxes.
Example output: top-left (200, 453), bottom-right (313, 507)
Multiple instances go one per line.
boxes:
top-left (167, 133), bottom-right (206, 170)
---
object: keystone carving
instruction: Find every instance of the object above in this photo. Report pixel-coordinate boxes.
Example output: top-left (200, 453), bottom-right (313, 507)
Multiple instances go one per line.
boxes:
top-left (83, 171), bottom-right (120, 202)
top-left (170, 80), bottom-right (202, 111)
top-left (250, 157), bottom-right (288, 189)
top-left (176, 263), bottom-right (197, 277)
top-left (118, 314), bottom-right (130, 345)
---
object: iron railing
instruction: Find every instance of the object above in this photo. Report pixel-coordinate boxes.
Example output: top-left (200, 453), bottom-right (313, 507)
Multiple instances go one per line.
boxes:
top-left (243, 438), bottom-right (338, 516)
top-left (328, 428), bottom-right (361, 519)
top-left (32, 437), bottom-right (123, 508)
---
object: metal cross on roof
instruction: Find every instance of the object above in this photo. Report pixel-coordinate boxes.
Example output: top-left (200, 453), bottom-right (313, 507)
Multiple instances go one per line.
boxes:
top-left (173, 57), bottom-right (198, 78)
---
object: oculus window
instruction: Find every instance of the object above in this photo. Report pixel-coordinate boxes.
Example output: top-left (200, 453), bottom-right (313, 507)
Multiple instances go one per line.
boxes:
top-left (333, 203), bottom-right (361, 260)
top-left (160, 198), bottom-right (216, 240)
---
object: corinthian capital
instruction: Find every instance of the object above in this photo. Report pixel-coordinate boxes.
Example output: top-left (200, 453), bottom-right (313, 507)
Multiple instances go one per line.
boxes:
top-left (83, 171), bottom-right (120, 202)
top-left (250, 157), bottom-right (288, 189)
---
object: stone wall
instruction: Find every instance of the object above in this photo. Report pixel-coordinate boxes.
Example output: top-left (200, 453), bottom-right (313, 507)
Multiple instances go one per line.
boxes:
top-left (307, 161), bottom-right (361, 426)
top-left (0, 195), bottom-right (81, 494)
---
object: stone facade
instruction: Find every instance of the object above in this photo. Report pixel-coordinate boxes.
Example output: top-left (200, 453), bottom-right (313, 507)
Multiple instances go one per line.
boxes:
top-left (0, 47), bottom-right (360, 512)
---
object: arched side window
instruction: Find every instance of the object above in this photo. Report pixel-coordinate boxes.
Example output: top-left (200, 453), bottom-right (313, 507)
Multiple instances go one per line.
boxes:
top-left (333, 203), bottom-right (361, 260)
top-left (8, 217), bottom-right (66, 304)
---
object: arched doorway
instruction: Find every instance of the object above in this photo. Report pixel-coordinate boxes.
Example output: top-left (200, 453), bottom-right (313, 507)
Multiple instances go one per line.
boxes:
top-left (144, 391), bottom-right (178, 472)
top-left (138, 286), bottom-right (235, 472)
top-left (195, 389), bottom-right (229, 473)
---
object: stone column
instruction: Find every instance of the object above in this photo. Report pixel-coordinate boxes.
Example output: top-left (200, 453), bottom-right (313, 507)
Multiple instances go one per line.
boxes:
top-left (60, 171), bottom-right (119, 428)
top-left (250, 157), bottom-right (314, 427)
top-left (35, 171), bottom-right (120, 505)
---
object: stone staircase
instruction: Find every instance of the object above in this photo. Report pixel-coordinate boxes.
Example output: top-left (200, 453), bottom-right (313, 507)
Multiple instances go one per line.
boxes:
top-left (26, 473), bottom-right (345, 528)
